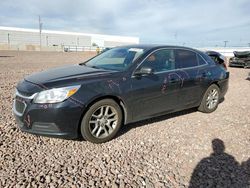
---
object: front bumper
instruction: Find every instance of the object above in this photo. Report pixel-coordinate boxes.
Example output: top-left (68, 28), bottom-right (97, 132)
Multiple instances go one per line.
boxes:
top-left (13, 90), bottom-right (85, 139)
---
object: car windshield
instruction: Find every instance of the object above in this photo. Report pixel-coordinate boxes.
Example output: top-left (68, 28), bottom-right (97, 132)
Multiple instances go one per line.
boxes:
top-left (83, 47), bottom-right (145, 71)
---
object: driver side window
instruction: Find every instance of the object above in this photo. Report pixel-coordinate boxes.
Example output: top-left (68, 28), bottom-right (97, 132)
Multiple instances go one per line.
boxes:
top-left (140, 49), bottom-right (176, 73)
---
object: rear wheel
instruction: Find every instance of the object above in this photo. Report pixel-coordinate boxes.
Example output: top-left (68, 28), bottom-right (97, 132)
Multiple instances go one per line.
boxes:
top-left (81, 99), bottom-right (122, 143)
top-left (198, 84), bottom-right (220, 113)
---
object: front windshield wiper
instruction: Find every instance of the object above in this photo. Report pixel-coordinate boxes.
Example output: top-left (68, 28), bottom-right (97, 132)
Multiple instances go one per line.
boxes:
top-left (81, 63), bottom-right (118, 71)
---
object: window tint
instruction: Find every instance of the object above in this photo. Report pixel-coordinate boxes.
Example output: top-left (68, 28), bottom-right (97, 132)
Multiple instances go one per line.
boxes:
top-left (197, 55), bottom-right (207, 65)
top-left (175, 49), bottom-right (198, 68)
top-left (140, 49), bottom-right (176, 72)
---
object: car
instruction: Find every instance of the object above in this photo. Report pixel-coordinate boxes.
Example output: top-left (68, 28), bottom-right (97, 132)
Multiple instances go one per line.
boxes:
top-left (205, 51), bottom-right (227, 69)
top-left (13, 45), bottom-right (229, 143)
top-left (229, 51), bottom-right (250, 68)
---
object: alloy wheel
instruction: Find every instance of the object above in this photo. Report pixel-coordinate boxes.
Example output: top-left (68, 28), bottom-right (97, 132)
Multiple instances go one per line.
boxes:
top-left (206, 89), bottom-right (219, 109)
top-left (89, 105), bottom-right (118, 138)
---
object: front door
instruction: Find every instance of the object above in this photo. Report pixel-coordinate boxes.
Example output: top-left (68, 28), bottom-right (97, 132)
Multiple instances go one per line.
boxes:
top-left (128, 49), bottom-right (182, 120)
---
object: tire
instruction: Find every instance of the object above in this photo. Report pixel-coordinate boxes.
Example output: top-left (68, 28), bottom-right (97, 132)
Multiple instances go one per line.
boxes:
top-left (80, 99), bottom-right (122, 143)
top-left (198, 84), bottom-right (220, 113)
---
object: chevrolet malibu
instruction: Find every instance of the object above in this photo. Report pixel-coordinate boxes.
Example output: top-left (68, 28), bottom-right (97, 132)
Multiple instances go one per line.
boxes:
top-left (13, 45), bottom-right (229, 143)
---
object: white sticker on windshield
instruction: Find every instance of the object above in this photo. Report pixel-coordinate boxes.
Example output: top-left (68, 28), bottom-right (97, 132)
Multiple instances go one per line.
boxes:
top-left (128, 48), bottom-right (144, 53)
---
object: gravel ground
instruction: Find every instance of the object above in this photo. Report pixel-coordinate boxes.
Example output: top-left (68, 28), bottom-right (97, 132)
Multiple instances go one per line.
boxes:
top-left (0, 51), bottom-right (249, 187)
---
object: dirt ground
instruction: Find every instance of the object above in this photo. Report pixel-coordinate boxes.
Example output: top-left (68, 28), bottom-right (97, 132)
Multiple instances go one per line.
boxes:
top-left (0, 51), bottom-right (249, 187)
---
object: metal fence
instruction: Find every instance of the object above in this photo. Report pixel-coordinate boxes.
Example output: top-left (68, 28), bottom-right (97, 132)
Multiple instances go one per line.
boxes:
top-left (63, 45), bottom-right (107, 52)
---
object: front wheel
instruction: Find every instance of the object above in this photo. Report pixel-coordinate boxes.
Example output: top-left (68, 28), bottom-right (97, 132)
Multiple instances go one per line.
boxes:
top-left (198, 84), bottom-right (220, 113)
top-left (80, 99), bottom-right (122, 143)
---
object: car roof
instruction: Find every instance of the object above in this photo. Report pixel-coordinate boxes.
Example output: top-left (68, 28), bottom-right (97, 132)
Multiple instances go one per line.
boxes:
top-left (118, 44), bottom-right (199, 52)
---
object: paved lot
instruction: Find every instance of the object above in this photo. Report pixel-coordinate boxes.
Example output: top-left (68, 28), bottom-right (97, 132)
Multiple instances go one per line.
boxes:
top-left (0, 51), bottom-right (249, 187)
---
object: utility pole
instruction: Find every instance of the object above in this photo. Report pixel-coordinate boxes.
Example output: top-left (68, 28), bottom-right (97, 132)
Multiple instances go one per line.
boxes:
top-left (46, 36), bottom-right (48, 46)
top-left (7, 33), bottom-right (10, 45)
top-left (77, 37), bottom-right (79, 46)
top-left (224, 40), bottom-right (228, 47)
top-left (39, 15), bottom-right (43, 50)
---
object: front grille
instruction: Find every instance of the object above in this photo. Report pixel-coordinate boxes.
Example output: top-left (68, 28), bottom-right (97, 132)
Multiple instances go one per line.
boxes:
top-left (13, 89), bottom-right (36, 116)
top-left (14, 99), bottom-right (26, 116)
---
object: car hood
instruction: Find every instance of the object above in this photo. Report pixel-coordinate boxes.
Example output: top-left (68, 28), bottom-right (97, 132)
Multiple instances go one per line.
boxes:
top-left (25, 64), bottom-right (115, 86)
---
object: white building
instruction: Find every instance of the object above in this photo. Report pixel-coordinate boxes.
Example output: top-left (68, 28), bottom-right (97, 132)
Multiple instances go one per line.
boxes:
top-left (0, 26), bottom-right (139, 51)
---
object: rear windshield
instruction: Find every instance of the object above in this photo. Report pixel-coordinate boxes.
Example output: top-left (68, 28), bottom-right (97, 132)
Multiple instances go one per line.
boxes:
top-left (200, 52), bottom-right (215, 65)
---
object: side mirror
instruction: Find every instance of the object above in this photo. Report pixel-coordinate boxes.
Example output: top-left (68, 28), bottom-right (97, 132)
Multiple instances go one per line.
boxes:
top-left (134, 67), bottom-right (154, 76)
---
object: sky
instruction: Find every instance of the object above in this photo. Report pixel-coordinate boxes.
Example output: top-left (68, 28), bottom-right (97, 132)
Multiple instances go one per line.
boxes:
top-left (0, 0), bottom-right (250, 47)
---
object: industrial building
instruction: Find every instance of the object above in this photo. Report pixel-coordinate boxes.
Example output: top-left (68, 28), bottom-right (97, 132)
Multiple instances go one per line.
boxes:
top-left (0, 26), bottom-right (139, 51)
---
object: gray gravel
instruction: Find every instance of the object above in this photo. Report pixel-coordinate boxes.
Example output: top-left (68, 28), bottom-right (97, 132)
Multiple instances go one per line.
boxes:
top-left (0, 51), bottom-right (249, 187)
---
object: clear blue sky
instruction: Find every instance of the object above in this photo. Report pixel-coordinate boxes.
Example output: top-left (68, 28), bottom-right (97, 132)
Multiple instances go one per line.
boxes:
top-left (0, 0), bottom-right (250, 47)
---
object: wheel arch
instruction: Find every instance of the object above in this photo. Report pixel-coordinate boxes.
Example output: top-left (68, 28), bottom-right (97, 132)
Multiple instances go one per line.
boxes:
top-left (211, 81), bottom-right (220, 89)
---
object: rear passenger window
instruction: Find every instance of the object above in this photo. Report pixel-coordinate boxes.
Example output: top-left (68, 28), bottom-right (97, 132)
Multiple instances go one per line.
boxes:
top-left (175, 49), bottom-right (198, 68)
top-left (197, 55), bottom-right (207, 65)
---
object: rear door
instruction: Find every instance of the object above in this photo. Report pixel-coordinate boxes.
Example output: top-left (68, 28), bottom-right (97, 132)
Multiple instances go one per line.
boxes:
top-left (174, 49), bottom-right (208, 108)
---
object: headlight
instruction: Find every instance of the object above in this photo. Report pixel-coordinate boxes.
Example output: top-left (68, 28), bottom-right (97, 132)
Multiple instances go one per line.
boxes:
top-left (34, 85), bottom-right (81, 104)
